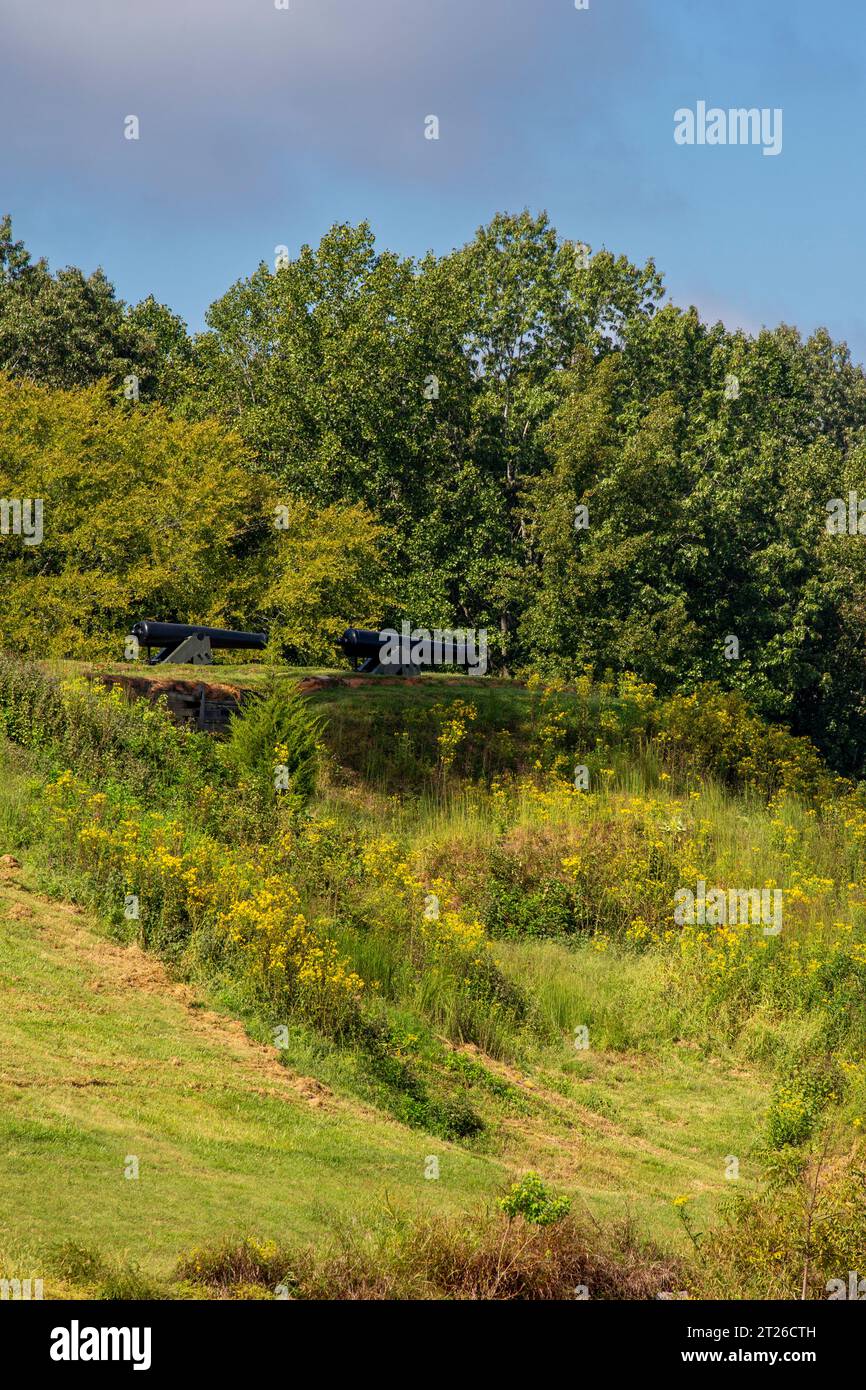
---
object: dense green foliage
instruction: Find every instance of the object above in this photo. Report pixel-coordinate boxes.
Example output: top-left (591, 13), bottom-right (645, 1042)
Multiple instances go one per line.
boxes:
top-left (0, 654), bottom-right (220, 798)
top-left (6, 206), bottom-right (866, 1302)
top-left (3, 210), bottom-right (866, 770)
top-left (0, 375), bottom-right (387, 662)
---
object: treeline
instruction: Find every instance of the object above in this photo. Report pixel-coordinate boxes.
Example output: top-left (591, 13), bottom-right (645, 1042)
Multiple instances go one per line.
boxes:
top-left (3, 210), bottom-right (866, 770)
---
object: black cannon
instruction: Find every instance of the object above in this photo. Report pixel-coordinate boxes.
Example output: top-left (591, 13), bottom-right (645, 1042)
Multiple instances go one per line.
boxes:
top-left (336, 624), bottom-right (488, 676)
top-left (130, 620), bottom-right (267, 666)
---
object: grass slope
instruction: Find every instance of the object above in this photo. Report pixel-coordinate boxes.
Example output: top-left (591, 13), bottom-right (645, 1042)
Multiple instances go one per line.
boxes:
top-left (0, 851), bottom-right (770, 1295)
top-left (0, 858), bottom-right (499, 1294)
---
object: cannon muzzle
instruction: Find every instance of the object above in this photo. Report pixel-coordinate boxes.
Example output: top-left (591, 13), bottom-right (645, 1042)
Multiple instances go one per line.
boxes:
top-left (336, 628), bottom-right (387, 666)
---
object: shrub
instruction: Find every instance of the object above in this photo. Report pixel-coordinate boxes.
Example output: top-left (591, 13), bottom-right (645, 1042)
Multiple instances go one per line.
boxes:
top-left (0, 653), bottom-right (219, 800)
top-left (46, 1241), bottom-right (107, 1286)
top-left (766, 1066), bottom-right (839, 1151)
top-left (483, 878), bottom-right (577, 938)
top-left (658, 686), bottom-right (834, 802)
top-left (176, 1238), bottom-right (292, 1295)
top-left (694, 1151), bottom-right (866, 1299)
top-left (499, 1172), bottom-right (571, 1226)
top-left (176, 1205), bottom-right (682, 1300)
top-left (222, 684), bottom-right (322, 805)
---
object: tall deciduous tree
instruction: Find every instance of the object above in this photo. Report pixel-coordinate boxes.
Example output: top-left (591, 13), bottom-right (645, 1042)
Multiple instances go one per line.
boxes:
top-left (0, 215), bottom-right (188, 398)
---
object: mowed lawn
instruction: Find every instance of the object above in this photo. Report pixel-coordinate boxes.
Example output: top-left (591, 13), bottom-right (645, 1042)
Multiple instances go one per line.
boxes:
top-left (0, 862), bottom-right (502, 1291)
top-left (491, 938), bottom-right (772, 1230)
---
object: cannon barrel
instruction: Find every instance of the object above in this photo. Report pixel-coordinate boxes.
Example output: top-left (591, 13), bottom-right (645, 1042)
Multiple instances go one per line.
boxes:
top-left (336, 628), bottom-right (386, 662)
top-left (132, 620), bottom-right (267, 651)
top-left (336, 626), bottom-right (479, 674)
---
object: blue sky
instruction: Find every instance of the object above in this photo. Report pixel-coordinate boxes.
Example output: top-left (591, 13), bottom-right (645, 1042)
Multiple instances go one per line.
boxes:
top-left (2, 0), bottom-right (864, 359)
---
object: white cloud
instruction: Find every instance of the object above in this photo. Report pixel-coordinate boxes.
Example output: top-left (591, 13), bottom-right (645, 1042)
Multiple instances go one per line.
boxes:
top-left (1, 0), bottom-right (657, 202)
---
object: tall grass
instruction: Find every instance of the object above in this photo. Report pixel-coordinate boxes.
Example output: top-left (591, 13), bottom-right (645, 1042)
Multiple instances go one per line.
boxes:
top-left (5, 652), bottom-right (866, 1149)
top-left (175, 1201), bottom-right (683, 1300)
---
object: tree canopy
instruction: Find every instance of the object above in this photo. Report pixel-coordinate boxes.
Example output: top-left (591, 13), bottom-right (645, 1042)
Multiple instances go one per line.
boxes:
top-left (2, 210), bottom-right (866, 770)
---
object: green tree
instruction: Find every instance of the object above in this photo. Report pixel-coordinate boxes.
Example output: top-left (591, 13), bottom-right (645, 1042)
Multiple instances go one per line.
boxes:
top-left (0, 373), bottom-right (268, 658)
top-left (190, 222), bottom-right (478, 635)
top-left (262, 498), bottom-right (392, 664)
top-left (0, 215), bottom-right (186, 400)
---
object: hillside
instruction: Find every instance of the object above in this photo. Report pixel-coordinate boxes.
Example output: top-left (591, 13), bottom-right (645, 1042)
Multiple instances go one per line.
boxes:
top-left (0, 853), bottom-right (499, 1294)
top-left (0, 850), bottom-right (771, 1296)
top-left (2, 657), bottom-right (866, 1298)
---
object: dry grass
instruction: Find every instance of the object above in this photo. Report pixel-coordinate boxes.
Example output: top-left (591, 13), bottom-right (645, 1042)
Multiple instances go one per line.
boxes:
top-left (177, 1208), bottom-right (684, 1301)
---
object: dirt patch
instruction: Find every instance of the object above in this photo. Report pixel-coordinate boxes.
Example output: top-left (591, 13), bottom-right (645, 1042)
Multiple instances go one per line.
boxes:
top-left (295, 675), bottom-right (346, 693)
top-left (1, 855), bottom-right (24, 887)
top-left (66, 932), bottom-right (336, 1103)
top-left (94, 672), bottom-right (247, 704)
top-left (9, 879), bottom-right (339, 1112)
top-left (5, 903), bottom-right (33, 921)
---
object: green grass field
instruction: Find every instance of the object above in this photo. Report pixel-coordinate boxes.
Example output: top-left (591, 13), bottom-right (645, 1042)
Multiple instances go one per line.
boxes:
top-left (0, 847), bottom-right (770, 1295)
top-left (0, 856), bottom-right (501, 1294)
top-left (3, 658), bottom-right (863, 1298)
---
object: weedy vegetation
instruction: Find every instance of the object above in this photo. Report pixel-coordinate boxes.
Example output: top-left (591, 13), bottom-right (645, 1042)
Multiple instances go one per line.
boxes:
top-left (2, 657), bottom-right (865, 1297)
